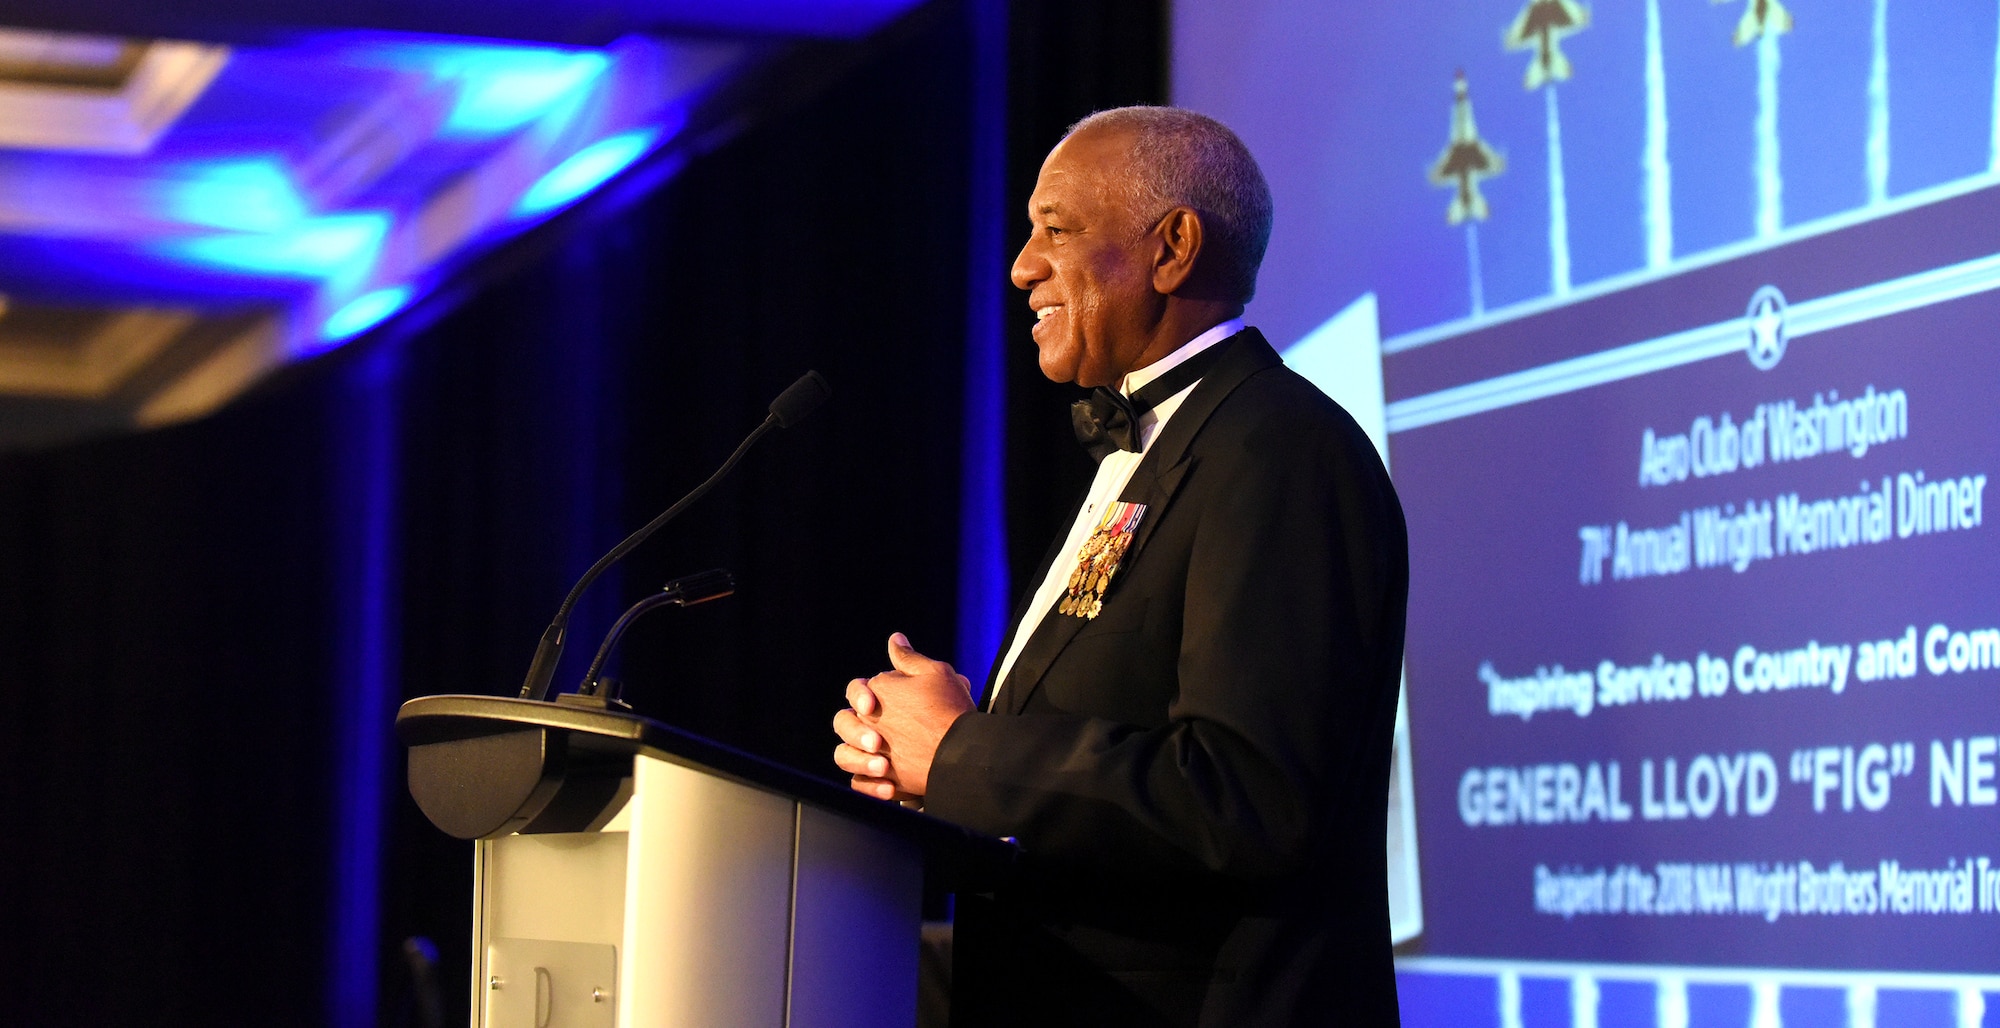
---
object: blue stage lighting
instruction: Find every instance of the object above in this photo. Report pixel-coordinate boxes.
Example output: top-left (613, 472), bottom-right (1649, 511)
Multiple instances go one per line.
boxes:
top-left (167, 159), bottom-right (309, 232)
top-left (439, 49), bottom-right (608, 136)
top-left (164, 214), bottom-right (391, 278)
top-left (515, 128), bottom-right (660, 217)
top-left (322, 284), bottom-right (414, 342)
top-left (340, 38), bottom-right (609, 138)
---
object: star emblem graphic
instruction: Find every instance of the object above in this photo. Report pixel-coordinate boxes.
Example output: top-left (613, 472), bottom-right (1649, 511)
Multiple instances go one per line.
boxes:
top-left (1745, 285), bottom-right (1788, 370)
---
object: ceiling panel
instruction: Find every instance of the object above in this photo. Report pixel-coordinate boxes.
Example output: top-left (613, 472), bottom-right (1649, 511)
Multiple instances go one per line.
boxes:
top-left (0, 0), bottom-right (934, 448)
top-left (0, 0), bottom-right (929, 48)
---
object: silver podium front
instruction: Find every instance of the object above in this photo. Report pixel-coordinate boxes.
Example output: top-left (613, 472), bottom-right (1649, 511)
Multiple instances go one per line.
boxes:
top-left (397, 694), bottom-right (1011, 1028)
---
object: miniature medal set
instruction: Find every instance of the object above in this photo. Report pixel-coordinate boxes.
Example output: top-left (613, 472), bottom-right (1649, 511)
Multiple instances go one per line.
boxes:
top-left (1058, 501), bottom-right (1145, 620)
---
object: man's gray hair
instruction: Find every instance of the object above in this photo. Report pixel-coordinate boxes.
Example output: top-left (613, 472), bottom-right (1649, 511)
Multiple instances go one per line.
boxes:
top-left (1066, 106), bottom-right (1274, 303)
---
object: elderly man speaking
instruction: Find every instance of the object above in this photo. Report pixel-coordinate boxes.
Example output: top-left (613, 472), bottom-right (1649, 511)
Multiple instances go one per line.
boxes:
top-left (834, 106), bottom-right (1409, 1027)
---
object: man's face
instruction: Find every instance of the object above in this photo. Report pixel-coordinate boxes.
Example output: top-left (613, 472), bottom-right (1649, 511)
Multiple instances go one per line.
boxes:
top-left (1011, 127), bottom-right (1162, 388)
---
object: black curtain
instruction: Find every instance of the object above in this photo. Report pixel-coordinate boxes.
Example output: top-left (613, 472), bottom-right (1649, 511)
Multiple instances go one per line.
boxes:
top-left (1001, 0), bottom-right (1172, 585)
top-left (0, 1), bottom-right (1166, 1024)
top-left (0, 371), bottom-right (348, 1024)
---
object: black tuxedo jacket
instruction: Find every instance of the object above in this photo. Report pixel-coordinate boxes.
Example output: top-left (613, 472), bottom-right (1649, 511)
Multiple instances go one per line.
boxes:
top-left (927, 329), bottom-right (1408, 1027)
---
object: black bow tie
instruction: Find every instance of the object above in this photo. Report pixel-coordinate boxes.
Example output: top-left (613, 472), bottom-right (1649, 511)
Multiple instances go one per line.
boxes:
top-left (1071, 339), bottom-right (1232, 463)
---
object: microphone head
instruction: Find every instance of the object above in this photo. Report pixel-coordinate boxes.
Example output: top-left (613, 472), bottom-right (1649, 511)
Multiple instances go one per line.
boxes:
top-left (769, 371), bottom-right (831, 428)
top-left (664, 568), bottom-right (735, 606)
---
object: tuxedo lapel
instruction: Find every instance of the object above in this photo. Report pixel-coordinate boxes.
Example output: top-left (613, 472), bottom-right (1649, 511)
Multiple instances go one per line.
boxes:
top-left (1131, 328), bottom-right (1279, 484)
top-left (979, 524), bottom-right (1075, 712)
top-left (1000, 593), bottom-right (1086, 714)
top-left (994, 330), bottom-right (1282, 716)
top-left (1108, 329), bottom-right (1278, 582)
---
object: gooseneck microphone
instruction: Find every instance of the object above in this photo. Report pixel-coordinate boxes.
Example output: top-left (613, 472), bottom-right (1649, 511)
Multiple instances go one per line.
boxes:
top-left (768, 370), bottom-right (832, 428)
top-left (575, 569), bottom-right (736, 700)
top-left (516, 371), bottom-right (830, 702)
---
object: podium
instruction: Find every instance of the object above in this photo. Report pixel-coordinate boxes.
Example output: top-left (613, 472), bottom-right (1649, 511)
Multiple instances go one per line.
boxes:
top-left (396, 694), bottom-right (1012, 1028)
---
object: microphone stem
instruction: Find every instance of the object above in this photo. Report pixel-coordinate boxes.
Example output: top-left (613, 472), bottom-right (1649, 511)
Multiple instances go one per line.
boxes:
top-left (517, 414), bottom-right (777, 701)
top-left (576, 590), bottom-right (686, 695)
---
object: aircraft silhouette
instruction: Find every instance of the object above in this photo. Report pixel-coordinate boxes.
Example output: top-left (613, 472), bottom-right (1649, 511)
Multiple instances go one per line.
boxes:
top-left (1429, 71), bottom-right (1504, 225)
top-left (1505, 0), bottom-right (1590, 89)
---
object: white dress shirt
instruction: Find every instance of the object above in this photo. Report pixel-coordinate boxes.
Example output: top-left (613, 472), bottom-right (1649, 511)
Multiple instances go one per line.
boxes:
top-left (986, 318), bottom-right (1244, 707)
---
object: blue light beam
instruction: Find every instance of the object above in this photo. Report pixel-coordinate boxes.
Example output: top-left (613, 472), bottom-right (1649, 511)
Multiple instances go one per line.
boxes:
top-left (164, 214), bottom-right (391, 279)
top-left (515, 128), bottom-right (660, 218)
top-left (340, 38), bottom-right (611, 138)
top-left (439, 49), bottom-right (608, 137)
top-left (321, 284), bottom-right (414, 344)
top-left (167, 159), bottom-right (310, 233)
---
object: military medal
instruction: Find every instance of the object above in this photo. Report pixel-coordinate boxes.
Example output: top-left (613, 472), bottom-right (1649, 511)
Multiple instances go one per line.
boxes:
top-left (1059, 501), bottom-right (1145, 619)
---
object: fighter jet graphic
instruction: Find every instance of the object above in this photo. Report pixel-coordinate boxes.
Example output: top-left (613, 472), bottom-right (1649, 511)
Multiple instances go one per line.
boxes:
top-left (1719, 0), bottom-right (1793, 47)
top-left (1505, 0), bottom-right (1590, 89)
top-left (1429, 71), bottom-right (1504, 225)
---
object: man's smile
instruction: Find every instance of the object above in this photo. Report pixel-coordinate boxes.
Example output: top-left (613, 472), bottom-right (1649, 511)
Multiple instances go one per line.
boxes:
top-left (1030, 302), bottom-right (1063, 343)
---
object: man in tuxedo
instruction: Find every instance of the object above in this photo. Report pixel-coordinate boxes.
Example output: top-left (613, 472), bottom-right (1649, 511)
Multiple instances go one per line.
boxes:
top-left (833, 107), bottom-right (1408, 1026)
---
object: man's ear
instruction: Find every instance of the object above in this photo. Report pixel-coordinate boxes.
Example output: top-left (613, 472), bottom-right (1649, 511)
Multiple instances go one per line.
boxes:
top-left (1150, 207), bottom-right (1204, 295)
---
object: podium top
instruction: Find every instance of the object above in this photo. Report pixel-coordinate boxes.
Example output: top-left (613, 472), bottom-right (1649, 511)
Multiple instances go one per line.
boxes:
top-left (397, 694), bottom-right (1015, 890)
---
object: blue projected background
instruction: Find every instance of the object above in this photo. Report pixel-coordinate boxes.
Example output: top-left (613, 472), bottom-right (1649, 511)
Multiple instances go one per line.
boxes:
top-left (1176, 2), bottom-right (2000, 1025)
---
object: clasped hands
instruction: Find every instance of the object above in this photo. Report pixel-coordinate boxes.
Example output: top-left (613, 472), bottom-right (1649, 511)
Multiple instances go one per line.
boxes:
top-left (832, 632), bottom-right (975, 801)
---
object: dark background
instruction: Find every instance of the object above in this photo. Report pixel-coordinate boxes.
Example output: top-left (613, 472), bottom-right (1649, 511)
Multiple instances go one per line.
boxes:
top-left (0, 1), bottom-right (1165, 1023)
